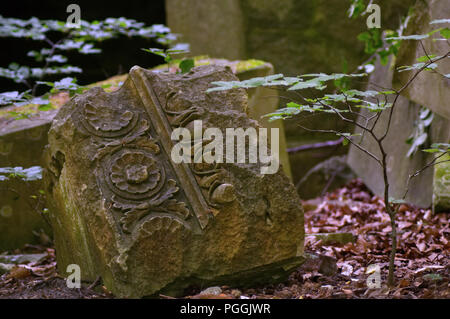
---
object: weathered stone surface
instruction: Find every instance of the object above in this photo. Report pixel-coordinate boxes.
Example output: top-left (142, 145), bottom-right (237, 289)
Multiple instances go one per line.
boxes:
top-left (302, 252), bottom-right (337, 276)
top-left (0, 57), bottom-right (291, 251)
top-left (0, 263), bottom-right (14, 275)
top-left (199, 286), bottom-right (222, 296)
top-left (237, 62), bottom-right (292, 179)
top-left (287, 135), bottom-right (350, 198)
top-left (166, 0), bottom-right (414, 75)
top-left (348, 0), bottom-right (450, 210)
top-left (166, 0), bottom-right (246, 61)
top-left (307, 233), bottom-right (356, 245)
top-left (166, 0), bottom-right (415, 196)
top-left (348, 95), bottom-right (434, 207)
top-left (44, 65), bottom-right (304, 297)
top-left (0, 253), bottom-right (47, 265)
top-left (195, 58), bottom-right (291, 178)
top-left (0, 110), bottom-right (57, 167)
top-left (0, 177), bottom-right (51, 252)
top-left (296, 155), bottom-right (356, 199)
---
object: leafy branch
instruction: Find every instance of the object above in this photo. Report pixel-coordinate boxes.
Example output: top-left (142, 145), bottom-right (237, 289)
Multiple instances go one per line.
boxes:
top-left (142, 43), bottom-right (194, 73)
top-left (207, 19), bottom-right (450, 287)
top-left (0, 15), bottom-right (177, 109)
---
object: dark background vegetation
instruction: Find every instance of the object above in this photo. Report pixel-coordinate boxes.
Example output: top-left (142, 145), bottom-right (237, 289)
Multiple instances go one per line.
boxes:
top-left (0, 0), bottom-right (166, 94)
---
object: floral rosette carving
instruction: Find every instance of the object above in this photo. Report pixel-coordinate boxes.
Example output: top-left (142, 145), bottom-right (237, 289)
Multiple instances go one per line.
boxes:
top-left (81, 103), bottom-right (138, 137)
top-left (110, 152), bottom-right (162, 195)
top-left (98, 148), bottom-right (190, 233)
top-left (85, 103), bottom-right (133, 131)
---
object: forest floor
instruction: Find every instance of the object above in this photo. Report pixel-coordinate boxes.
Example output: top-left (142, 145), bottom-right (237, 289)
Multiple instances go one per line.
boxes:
top-left (0, 179), bottom-right (448, 299)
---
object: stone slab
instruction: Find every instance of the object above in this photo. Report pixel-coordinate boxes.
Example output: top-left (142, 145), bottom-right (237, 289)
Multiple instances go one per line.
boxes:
top-left (348, 0), bottom-right (450, 210)
top-left (0, 178), bottom-right (51, 251)
top-left (44, 65), bottom-right (304, 297)
top-left (0, 111), bottom-right (55, 251)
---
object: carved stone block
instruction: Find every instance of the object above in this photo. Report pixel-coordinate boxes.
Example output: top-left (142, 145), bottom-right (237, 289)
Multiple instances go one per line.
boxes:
top-left (44, 65), bottom-right (304, 297)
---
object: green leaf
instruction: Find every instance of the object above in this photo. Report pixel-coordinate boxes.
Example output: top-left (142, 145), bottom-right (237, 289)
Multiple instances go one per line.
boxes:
top-left (407, 133), bottom-right (428, 157)
top-left (416, 55), bottom-right (439, 62)
top-left (397, 62), bottom-right (437, 72)
top-left (207, 80), bottom-right (240, 92)
top-left (168, 43), bottom-right (190, 54)
top-left (389, 197), bottom-right (407, 204)
top-left (358, 29), bottom-right (383, 55)
top-left (207, 73), bottom-right (366, 94)
top-left (142, 48), bottom-right (167, 58)
top-left (344, 89), bottom-right (379, 98)
top-left (38, 103), bottom-right (53, 111)
top-left (423, 143), bottom-right (450, 153)
top-left (419, 107), bottom-right (431, 120)
top-left (288, 80), bottom-right (322, 91)
top-left (386, 34), bottom-right (429, 40)
top-left (440, 28), bottom-right (450, 39)
top-left (179, 58), bottom-right (194, 74)
top-left (0, 91), bottom-right (28, 105)
top-left (430, 19), bottom-right (450, 24)
top-left (338, 133), bottom-right (361, 146)
top-left (263, 107), bottom-right (301, 121)
top-left (348, 0), bottom-right (366, 18)
top-left (431, 143), bottom-right (450, 149)
top-left (45, 54), bottom-right (67, 63)
top-left (79, 43), bottom-right (101, 54)
top-left (245, 77), bottom-right (267, 87)
top-left (355, 100), bottom-right (392, 112)
top-left (0, 166), bottom-right (42, 181)
top-left (207, 74), bottom-right (285, 92)
top-left (422, 149), bottom-right (440, 153)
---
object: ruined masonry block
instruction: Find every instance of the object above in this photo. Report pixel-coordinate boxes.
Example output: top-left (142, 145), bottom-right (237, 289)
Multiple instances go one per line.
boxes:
top-left (0, 58), bottom-right (291, 251)
top-left (44, 65), bottom-right (304, 297)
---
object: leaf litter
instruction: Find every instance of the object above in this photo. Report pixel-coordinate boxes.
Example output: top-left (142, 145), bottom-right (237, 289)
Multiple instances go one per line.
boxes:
top-left (0, 179), bottom-right (448, 299)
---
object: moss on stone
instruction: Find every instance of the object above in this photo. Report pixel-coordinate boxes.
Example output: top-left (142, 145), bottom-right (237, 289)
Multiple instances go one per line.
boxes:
top-left (234, 59), bottom-right (266, 73)
top-left (151, 56), bottom-right (267, 74)
top-left (433, 153), bottom-right (450, 213)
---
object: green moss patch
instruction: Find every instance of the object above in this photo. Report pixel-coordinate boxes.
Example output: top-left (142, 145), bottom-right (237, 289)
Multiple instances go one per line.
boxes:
top-left (0, 56), bottom-right (270, 122)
